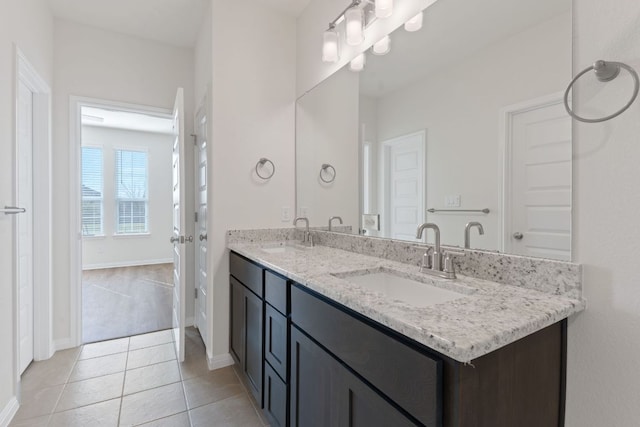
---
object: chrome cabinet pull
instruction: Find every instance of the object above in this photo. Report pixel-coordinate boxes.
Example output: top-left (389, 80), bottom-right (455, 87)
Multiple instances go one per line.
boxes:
top-left (2, 206), bottom-right (26, 215)
top-left (513, 232), bottom-right (524, 240)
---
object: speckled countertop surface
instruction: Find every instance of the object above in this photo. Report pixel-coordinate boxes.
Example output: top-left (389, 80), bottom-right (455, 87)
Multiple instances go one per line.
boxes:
top-left (228, 241), bottom-right (585, 363)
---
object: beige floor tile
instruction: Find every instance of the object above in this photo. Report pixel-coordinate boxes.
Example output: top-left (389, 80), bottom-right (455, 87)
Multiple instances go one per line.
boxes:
top-left (120, 382), bottom-right (187, 426)
top-left (179, 352), bottom-right (210, 381)
top-left (69, 352), bottom-right (127, 382)
top-left (56, 372), bottom-right (124, 412)
top-left (8, 414), bottom-right (50, 426)
top-left (49, 398), bottom-right (121, 427)
top-left (21, 348), bottom-right (80, 391)
top-left (79, 337), bottom-right (130, 360)
top-left (124, 360), bottom-right (181, 396)
top-left (183, 367), bottom-right (244, 410)
top-left (127, 343), bottom-right (176, 370)
top-left (129, 330), bottom-right (174, 351)
top-left (137, 411), bottom-right (191, 426)
top-left (189, 394), bottom-right (263, 427)
top-left (13, 384), bottom-right (64, 421)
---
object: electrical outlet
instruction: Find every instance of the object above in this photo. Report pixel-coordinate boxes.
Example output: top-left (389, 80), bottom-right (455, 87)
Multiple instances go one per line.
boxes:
top-left (299, 206), bottom-right (309, 217)
top-left (281, 206), bottom-right (291, 222)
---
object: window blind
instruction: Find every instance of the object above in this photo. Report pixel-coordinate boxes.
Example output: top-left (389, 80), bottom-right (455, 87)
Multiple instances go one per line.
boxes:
top-left (115, 149), bottom-right (149, 234)
top-left (81, 147), bottom-right (103, 236)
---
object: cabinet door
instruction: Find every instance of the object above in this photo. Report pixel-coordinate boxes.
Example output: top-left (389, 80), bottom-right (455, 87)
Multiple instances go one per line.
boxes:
top-left (245, 288), bottom-right (263, 406)
top-left (230, 277), bottom-right (245, 366)
top-left (264, 362), bottom-right (288, 427)
top-left (290, 327), bottom-right (341, 427)
top-left (339, 368), bottom-right (417, 427)
top-left (265, 304), bottom-right (288, 381)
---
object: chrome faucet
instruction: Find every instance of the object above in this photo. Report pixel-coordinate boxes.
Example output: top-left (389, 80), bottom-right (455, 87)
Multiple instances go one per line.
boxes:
top-left (464, 222), bottom-right (484, 249)
top-left (293, 217), bottom-right (313, 246)
top-left (416, 223), bottom-right (442, 271)
top-left (328, 216), bottom-right (343, 231)
top-left (416, 222), bottom-right (464, 279)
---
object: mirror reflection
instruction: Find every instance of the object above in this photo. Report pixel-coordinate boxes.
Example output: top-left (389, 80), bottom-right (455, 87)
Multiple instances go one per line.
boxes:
top-left (296, 0), bottom-right (572, 261)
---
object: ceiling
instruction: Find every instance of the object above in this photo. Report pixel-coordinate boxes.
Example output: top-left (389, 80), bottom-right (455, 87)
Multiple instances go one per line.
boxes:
top-left (81, 107), bottom-right (174, 134)
top-left (360, 0), bottom-right (571, 97)
top-left (48, 0), bottom-right (310, 47)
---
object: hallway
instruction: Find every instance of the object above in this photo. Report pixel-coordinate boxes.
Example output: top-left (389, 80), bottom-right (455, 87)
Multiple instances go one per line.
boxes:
top-left (11, 328), bottom-right (267, 426)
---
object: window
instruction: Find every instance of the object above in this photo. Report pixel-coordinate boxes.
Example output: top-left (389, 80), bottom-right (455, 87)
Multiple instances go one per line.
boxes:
top-left (81, 147), bottom-right (103, 236)
top-left (115, 149), bottom-right (149, 234)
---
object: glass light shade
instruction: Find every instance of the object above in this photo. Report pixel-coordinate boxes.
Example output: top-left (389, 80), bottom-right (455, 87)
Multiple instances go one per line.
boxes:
top-left (322, 28), bottom-right (339, 63)
top-left (372, 35), bottom-right (391, 55)
top-left (375, 0), bottom-right (393, 18)
top-left (345, 6), bottom-right (365, 46)
top-left (404, 11), bottom-right (423, 32)
top-left (349, 53), bottom-right (366, 72)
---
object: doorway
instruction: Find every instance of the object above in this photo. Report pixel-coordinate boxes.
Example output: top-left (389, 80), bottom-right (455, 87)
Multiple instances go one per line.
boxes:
top-left (14, 49), bottom-right (53, 379)
top-left (502, 93), bottom-right (572, 261)
top-left (74, 99), bottom-right (177, 343)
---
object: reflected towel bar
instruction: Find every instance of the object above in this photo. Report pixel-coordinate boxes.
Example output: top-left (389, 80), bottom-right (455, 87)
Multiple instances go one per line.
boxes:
top-left (428, 208), bottom-right (490, 214)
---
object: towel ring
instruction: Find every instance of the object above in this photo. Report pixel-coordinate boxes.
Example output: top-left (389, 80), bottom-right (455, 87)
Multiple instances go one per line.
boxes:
top-left (320, 163), bottom-right (336, 183)
top-left (255, 158), bottom-right (275, 180)
top-left (564, 60), bottom-right (640, 123)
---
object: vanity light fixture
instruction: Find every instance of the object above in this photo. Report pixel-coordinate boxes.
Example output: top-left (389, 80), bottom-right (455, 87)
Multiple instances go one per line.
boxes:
top-left (404, 11), bottom-right (423, 32)
top-left (349, 53), bottom-right (366, 72)
top-left (372, 35), bottom-right (391, 55)
top-left (322, 25), bottom-right (340, 63)
top-left (345, 3), bottom-right (365, 46)
top-left (375, 0), bottom-right (393, 18)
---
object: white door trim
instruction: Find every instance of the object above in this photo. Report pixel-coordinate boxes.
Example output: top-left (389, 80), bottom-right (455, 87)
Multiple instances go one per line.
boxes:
top-left (499, 91), bottom-right (569, 256)
top-left (68, 96), bottom-right (172, 347)
top-left (13, 47), bottom-right (53, 375)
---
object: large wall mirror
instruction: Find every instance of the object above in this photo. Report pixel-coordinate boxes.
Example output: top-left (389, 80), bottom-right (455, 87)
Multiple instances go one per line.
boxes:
top-left (296, 0), bottom-right (572, 261)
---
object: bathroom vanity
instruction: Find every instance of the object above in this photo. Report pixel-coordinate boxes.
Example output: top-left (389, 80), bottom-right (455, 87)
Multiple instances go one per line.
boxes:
top-left (228, 237), bottom-right (584, 427)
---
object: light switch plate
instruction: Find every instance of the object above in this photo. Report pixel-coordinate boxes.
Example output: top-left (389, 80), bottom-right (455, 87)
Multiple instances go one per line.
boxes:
top-left (445, 195), bottom-right (461, 207)
top-left (281, 206), bottom-right (291, 222)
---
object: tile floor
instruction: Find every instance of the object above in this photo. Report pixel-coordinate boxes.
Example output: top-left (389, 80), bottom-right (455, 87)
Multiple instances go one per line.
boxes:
top-left (82, 264), bottom-right (174, 343)
top-left (11, 328), bottom-right (268, 427)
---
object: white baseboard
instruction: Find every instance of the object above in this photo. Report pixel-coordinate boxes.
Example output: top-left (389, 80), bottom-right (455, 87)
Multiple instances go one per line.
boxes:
top-left (0, 397), bottom-right (19, 427)
top-left (207, 352), bottom-right (234, 371)
top-left (82, 258), bottom-right (173, 271)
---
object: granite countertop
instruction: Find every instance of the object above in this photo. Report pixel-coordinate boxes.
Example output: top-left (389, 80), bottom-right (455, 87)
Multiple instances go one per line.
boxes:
top-left (228, 241), bottom-right (585, 363)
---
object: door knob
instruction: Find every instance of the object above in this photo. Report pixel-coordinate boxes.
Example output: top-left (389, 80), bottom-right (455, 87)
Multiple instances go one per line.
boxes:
top-left (170, 236), bottom-right (180, 244)
top-left (513, 232), bottom-right (524, 240)
top-left (199, 233), bottom-right (207, 241)
top-left (185, 235), bottom-right (194, 243)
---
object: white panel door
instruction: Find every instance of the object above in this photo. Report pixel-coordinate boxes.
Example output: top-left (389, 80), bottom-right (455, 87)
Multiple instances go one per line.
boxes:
top-left (383, 131), bottom-right (425, 241)
top-left (17, 81), bottom-right (34, 374)
top-left (171, 88), bottom-right (187, 362)
top-left (195, 106), bottom-right (208, 341)
top-left (507, 99), bottom-right (571, 260)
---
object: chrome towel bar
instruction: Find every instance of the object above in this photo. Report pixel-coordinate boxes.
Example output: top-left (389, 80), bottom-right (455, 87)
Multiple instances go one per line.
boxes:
top-left (428, 208), bottom-right (490, 214)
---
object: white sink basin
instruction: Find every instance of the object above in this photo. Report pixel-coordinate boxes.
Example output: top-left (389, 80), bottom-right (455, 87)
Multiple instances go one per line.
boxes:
top-left (336, 268), bottom-right (473, 308)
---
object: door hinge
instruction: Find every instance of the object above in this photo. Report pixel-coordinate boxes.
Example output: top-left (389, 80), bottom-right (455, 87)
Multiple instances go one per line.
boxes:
top-left (195, 212), bottom-right (198, 223)
top-left (195, 288), bottom-right (198, 299)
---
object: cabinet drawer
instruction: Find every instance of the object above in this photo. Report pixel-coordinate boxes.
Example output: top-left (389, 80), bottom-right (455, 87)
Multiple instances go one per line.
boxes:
top-left (265, 304), bottom-right (288, 381)
top-left (230, 252), bottom-right (263, 297)
top-left (265, 270), bottom-right (288, 315)
top-left (291, 285), bottom-right (441, 427)
top-left (264, 362), bottom-right (288, 427)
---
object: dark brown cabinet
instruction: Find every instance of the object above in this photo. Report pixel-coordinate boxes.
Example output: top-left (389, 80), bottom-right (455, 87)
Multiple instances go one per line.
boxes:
top-left (230, 251), bottom-right (567, 427)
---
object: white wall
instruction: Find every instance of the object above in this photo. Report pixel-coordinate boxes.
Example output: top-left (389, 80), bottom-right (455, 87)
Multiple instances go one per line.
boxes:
top-left (52, 19), bottom-right (196, 347)
top-left (0, 0), bottom-right (53, 419)
top-left (567, 0), bottom-right (640, 425)
top-left (373, 12), bottom-right (570, 248)
top-left (81, 126), bottom-right (173, 269)
top-left (296, 67), bottom-right (360, 230)
top-left (298, 0), bottom-right (640, 424)
top-left (207, 0), bottom-right (297, 361)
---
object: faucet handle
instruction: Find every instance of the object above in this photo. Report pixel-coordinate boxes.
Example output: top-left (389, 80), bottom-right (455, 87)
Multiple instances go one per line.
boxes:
top-left (413, 245), bottom-right (433, 270)
top-left (443, 249), bottom-right (465, 275)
